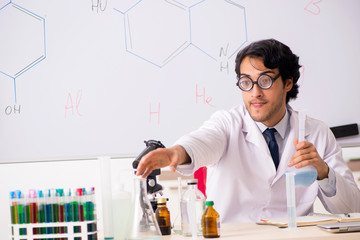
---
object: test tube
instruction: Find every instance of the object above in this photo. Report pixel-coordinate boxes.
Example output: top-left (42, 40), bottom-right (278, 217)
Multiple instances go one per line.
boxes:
top-left (286, 172), bottom-right (297, 229)
top-left (85, 187), bottom-right (96, 233)
top-left (43, 189), bottom-right (54, 235)
top-left (15, 190), bottom-right (26, 235)
top-left (298, 110), bottom-right (306, 142)
top-left (27, 189), bottom-right (38, 234)
top-left (85, 187), bottom-right (95, 221)
top-left (77, 188), bottom-right (85, 222)
top-left (37, 190), bottom-right (46, 234)
top-left (57, 189), bottom-right (66, 239)
top-left (24, 192), bottom-right (30, 224)
top-left (71, 188), bottom-right (81, 235)
top-left (29, 190), bottom-right (38, 223)
top-left (171, 177), bottom-right (182, 232)
top-left (189, 186), bottom-right (197, 239)
top-left (49, 189), bottom-right (59, 234)
top-left (9, 191), bottom-right (18, 224)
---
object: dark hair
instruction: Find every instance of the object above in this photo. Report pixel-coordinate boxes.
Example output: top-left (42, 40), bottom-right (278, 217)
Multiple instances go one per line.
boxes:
top-left (235, 39), bottom-right (301, 103)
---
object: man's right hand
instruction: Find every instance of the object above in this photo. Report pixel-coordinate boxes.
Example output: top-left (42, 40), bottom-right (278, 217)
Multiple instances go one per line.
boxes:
top-left (135, 145), bottom-right (191, 178)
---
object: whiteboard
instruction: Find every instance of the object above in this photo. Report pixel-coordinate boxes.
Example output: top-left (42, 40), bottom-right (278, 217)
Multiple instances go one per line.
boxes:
top-left (1, 0), bottom-right (359, 163)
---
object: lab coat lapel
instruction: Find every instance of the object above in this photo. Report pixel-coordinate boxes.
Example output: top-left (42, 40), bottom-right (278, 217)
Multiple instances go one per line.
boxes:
top-left (272, 107), bottom-right (298, 184)
top-left (243, 109), bottom-right (266, 149)
top-left (243, 110), bottom-right (277, 174)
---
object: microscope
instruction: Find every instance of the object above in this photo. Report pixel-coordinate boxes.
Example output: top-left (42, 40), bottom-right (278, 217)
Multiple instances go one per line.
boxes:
top-left (132, 140), bottom-right (165, 211)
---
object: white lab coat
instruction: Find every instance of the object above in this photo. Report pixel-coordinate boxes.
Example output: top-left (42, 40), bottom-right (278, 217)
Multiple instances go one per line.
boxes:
top-left (175, 104), bottom-right (360, 222)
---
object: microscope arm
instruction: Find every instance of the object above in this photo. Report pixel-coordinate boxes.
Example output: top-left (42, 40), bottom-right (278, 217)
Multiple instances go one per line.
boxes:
top-left (133, 140), bottom-right (165, 196)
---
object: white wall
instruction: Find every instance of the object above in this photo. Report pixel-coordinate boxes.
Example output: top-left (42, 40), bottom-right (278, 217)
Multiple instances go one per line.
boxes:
top-left (1, 0), bottom-right (360, 163)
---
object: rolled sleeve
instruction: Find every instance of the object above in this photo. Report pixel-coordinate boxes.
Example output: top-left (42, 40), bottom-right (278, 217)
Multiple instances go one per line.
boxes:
top-left (173, 141), bottom-right (196, 176)
top-left (318, 167), bottom-right (336, 197)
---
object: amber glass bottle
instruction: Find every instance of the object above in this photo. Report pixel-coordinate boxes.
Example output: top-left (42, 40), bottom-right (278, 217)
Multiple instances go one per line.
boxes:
top-left (155, 198), bottom-right (171, 235)
top-left (202, 201), bottom-right (220, 238)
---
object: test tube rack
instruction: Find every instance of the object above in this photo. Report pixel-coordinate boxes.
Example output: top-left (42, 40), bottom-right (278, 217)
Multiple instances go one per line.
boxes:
top-left (11, 221), bottom-right (97, 240)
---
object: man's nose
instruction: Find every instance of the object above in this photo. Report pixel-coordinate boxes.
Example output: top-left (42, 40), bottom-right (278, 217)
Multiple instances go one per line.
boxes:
top-left (251, 83), bottom-right (264, 97)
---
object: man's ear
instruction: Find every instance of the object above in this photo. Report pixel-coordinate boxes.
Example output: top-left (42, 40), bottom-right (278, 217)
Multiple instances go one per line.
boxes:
top-left (285, 78), bottom-right (293, 92)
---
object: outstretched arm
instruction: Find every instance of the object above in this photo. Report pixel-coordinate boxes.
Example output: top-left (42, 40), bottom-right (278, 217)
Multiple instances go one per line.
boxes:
top-left (136, 145), bottom-right (191, 178)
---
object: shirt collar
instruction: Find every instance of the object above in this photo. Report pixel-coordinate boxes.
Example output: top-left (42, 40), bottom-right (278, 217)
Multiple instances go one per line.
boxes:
top-left (255, 107), bottom-right (289, 139)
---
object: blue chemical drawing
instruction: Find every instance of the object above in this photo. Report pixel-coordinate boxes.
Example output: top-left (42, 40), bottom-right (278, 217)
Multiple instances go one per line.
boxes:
top-left (115, 0), bottom-right (190, 68)
top-left (189, 0), bottom-right (247, 60)
top-left (0, 1), bottom-right (46, 103)
top-left (114, 0), bottom-right (247, 68)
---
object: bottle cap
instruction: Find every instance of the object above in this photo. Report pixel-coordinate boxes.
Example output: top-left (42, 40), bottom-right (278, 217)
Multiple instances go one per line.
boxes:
top-left (64, 188), bottom-right (71, 197)
top-left (205, 201), bottom-right (214, 206)
top-left (9, 191), bottom-right (15, 199)
top-left (77, 188), bottom-right (83, 196)
top-left (85, 187), bottom-right (93, 195)
top-left (37, 190), bottom-right (44, 198)
top-left (50, 188), bottom-right (57, 197)
top-left (70, 188), bottom-right (77, 196)
top-left (156, 198), bottom-right (168, 204)
top-left (186, 179), bottom-right (198, 185)
top-left (43, 189), bottom-right (50, 198)
top-left (15, 190), bottom-right (22, 199)
top-left (57, 189), bottom-right (64, 197)
top-left (29, 189), bottom-right (37, 198)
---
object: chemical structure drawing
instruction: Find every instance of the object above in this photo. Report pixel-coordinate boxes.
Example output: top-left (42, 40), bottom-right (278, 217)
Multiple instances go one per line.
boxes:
top-left (114, 0), bottom-right (247, 68)
top-left (114, 0), bottom-right (190, 68)
top-left (0, 1), bottom-right (46, 103)
top-left (189, 0), bottom-right (247, 61)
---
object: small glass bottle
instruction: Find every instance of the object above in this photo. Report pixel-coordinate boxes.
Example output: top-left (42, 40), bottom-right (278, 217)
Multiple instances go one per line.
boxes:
top-left (202, 201), bottom-right (220, 238)
top-left (155, 198), bottom-right (171, 235)
top-left (180, 179), bottom-right (205, 236)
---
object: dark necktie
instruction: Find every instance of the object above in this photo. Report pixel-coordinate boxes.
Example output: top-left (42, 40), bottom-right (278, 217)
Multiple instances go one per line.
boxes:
top-left (264, 128), bottom-right (279, 170)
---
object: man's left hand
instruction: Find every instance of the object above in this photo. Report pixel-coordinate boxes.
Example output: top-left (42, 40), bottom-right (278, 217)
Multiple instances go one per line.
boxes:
top-left (288, 139), bottom-right (329, 180)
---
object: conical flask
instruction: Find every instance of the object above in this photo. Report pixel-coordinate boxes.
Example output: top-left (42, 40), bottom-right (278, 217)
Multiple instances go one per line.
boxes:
top-left (125, 176), bottom-right (162, 240)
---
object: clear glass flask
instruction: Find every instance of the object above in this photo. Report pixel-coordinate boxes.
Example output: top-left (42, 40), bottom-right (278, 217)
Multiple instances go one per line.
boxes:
top-left (125, 176), bottom-right (161, 240)
top-left (286, 110), bottom-right (318, 186)
top-left (180, 179), bottom-right (205, 237)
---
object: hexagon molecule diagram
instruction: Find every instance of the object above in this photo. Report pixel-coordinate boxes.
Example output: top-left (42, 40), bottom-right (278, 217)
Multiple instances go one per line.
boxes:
top-left (189, 0), bottom-right (247, 60)
top-left (115, 0), bottom-right (190, 68)
top-left (0, 2), bottom-right (46, 80)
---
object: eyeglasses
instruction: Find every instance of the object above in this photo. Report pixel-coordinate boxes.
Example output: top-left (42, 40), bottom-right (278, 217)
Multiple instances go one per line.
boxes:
top-left (236, 73), bottom-right (281, 91)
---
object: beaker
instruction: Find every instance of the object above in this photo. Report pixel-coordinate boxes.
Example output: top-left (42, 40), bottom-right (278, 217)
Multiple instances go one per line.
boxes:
top-left (112, 183), bottom-right (131, 240)
top-left (287, 110), bottom-right (318, 187)
top-left (286, 165), bottom-right (317, 187)
top-left (125, 176), bottom-right (162, 240)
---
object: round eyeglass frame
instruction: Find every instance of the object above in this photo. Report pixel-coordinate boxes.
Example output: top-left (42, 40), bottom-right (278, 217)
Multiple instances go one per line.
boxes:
top-left (236, 73), bottom-right (281, 91)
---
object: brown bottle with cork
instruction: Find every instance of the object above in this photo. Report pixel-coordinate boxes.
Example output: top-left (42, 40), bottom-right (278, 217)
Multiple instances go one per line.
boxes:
top-left (155, 198), bottom-right (171, 235)
top-left (202, 201), bottom-right (220, 238)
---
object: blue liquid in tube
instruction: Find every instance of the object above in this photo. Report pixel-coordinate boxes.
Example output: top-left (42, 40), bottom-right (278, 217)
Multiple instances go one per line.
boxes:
top-left (294, 170), bottom-right (317, 186)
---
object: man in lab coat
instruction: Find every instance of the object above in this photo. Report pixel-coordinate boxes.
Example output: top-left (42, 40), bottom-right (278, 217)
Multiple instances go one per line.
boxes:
top-left (136, 39), bottom-right (360, 222)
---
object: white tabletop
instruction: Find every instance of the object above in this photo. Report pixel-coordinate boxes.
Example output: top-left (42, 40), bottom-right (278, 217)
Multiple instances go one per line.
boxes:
top-left (162, 222), bottom-right (360, 240)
